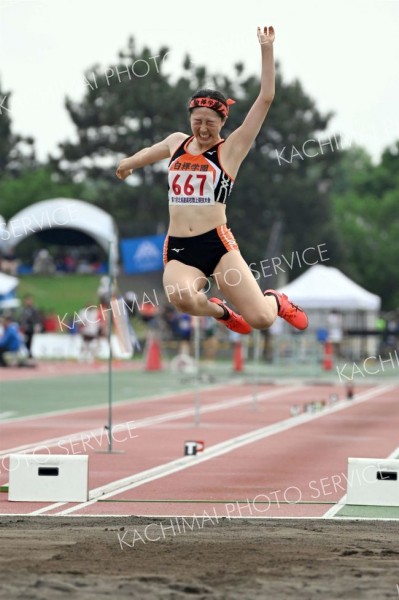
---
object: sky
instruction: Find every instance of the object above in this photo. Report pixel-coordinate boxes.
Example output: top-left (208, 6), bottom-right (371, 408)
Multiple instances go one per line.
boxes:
top-left (0, 0), bottom-right (398, 162)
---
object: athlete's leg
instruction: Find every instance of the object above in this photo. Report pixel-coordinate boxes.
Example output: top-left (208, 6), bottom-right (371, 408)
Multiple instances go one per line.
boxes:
top-left (163, 260), bottom-right (224, 318)
top-left (212, 251), bottom-right (278, 329)
top-left (213, 251), bottom-right (308, 331)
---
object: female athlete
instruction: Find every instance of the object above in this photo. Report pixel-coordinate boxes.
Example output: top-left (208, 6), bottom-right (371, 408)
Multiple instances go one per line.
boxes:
top-left (116, 26), bottom-right (308, 334)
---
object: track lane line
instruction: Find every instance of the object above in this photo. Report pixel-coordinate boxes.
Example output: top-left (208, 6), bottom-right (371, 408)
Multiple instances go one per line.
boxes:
top-left (35, 384), bottom-right (394, 516)
top-left (322, 443), bottom-right (399, 518)
top-left (2, 514), bottom-right (399, 521)
top-left (0, 381), bottom-right (237, 425)
top-left (0, 385), bottom-right (302, 458)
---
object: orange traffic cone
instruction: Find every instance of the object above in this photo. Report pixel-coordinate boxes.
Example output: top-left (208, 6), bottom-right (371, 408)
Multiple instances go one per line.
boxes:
top-left (233, 341), bottom-right (244, 372)
top-left (323, 340), bottom-right (333, 371)
top-left (144, 338), bottom-right (162, 371)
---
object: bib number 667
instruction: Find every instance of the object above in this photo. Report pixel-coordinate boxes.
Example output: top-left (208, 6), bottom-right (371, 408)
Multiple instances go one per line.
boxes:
top-left (172, 173), bottom-right (207, 196)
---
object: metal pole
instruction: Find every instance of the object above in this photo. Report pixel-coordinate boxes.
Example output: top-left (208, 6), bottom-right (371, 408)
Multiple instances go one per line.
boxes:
top-left (96, 239), bottom-right (124, 454)
top-left (251, 329), bottom-right (261, 411)
top-left (106, 240), bottom-right (114, 452)
top-left (193, 316), bottom-right (201, 427)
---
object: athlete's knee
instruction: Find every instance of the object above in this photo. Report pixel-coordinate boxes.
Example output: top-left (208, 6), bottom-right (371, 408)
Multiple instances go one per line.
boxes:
top-left (166, 284), bottom-right (195, 312)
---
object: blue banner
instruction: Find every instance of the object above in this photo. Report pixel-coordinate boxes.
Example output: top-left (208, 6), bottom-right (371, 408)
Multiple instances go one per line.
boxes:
top-left (121, 234), bottom-right (165, 274)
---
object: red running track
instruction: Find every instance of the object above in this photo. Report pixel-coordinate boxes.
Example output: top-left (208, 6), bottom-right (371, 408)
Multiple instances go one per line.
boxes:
top-left (0, 382), bottom-right (397, 519)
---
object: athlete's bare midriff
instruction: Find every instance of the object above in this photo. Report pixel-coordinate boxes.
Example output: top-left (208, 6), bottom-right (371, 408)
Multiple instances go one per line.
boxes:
top-left (168, 203), bottom-right (227, 237)
top-left (167, 134), bottom-right (233, 237)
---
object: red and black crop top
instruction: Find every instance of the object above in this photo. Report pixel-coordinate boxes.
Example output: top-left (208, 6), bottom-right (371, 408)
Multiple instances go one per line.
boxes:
top-left (168, 136), bottom-right (234, 206)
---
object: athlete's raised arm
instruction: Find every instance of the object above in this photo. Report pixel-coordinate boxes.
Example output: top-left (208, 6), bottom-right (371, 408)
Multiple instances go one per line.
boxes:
top-left (116, 131), bottom-right (187, 180)
top-left (223, 26), bottom-right (275, 172)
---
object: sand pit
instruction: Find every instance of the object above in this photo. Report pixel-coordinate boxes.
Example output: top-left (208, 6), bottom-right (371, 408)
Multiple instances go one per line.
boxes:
top-left (1, 517), bottom-right (399, 599)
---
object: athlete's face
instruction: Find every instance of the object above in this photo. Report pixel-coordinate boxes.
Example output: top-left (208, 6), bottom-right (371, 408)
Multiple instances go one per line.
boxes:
top-left (190, 107), bottom-right (225, 147)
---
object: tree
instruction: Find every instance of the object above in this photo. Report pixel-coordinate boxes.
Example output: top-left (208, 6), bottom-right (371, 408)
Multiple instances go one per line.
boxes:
top-left (0, 167), bottom-right (86, 221)
top-left (224, 66), bottom-right (341, 274)
top-left (331, 143), bottom-right (399, 308)
top-left (53, 37), bottom-right (341, 271)
top-left (0, 81), bottom-right (36, 178)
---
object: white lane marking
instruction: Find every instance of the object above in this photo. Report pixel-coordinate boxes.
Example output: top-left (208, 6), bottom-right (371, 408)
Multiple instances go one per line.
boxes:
top-left (29, 387), bottom-right (305, 516)
top-left (1, 386), bottom-right (302, 459)
top-left (323, 494), bottom-right (348, 518)
top-left (0, 381), bottom-right (234, 425)
top-left (1, 514), bottom-right (399, 521)
top-left (0, 412), bottom-right (16, 421)
top-left (47, 385), bottom-right (395, 517)
top-left (323, 441), bottom-right (399, 518)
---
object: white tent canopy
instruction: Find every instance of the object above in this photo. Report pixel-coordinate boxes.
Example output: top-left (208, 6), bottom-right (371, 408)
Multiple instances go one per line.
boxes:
top-left (0, 272), bottom-right (18, 295)
top-left (279, 265), bottom-right (381, 311)
top-left (2, 198), bottom-right (118, 262)
top-left (0, 272), bottom-right (19, 309)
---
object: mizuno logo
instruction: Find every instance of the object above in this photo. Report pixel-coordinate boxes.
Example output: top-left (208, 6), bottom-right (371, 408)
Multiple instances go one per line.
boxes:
top-left (207, 151), bottom-right (216, 155)
top-left (172, 248), bottom-right (184, 253)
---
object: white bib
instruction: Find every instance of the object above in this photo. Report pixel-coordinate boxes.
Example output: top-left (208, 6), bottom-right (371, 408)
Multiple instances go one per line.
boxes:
top-left (168, 171), bottom-right (215, 205)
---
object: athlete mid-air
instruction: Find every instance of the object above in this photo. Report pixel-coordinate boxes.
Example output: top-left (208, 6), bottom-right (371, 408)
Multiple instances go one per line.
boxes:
top-left (116, 26), bottom-right (308, 334)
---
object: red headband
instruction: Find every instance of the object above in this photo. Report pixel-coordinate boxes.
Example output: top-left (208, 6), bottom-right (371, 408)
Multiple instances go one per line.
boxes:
top-left (189, 97), bottom-right (235, 118)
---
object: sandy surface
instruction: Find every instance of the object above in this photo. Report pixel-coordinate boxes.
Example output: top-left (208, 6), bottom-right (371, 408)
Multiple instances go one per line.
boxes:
top-left (1, 517), bottom-right (399, 599)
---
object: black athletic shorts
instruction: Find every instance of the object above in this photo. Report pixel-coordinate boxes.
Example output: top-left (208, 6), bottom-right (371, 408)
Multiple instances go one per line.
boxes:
top-left (163, 225), bottom-right (239, 278)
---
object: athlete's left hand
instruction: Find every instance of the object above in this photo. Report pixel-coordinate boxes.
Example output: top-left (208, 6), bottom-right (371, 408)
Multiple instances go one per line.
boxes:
top-left (257, 25), bottom-right (275, 45)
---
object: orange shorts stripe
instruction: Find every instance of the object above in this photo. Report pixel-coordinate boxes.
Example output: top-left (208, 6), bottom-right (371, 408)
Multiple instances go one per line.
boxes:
top-left (216, 224), bottom-right (238, 252)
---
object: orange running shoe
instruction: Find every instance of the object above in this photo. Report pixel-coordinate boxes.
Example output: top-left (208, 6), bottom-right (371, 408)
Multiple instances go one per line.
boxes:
top-left (264, 289), bottom-right (308, 331)
top-left (209, 297), bottom-right (252, 335)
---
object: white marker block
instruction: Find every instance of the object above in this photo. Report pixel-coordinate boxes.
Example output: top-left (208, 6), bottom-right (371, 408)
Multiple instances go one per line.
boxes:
top-left (346, 457), bottom-right (399, 506)
top-left (8, 454), bottom-right (89, 502)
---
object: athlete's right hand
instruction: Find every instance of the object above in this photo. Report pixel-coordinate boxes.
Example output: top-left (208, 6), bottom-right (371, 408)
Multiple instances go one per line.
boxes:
top-left (116, 164), bottom-right (133, 180)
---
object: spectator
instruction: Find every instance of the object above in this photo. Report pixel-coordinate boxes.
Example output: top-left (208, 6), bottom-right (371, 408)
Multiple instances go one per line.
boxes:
top-left (64, 252), bottom-right (78, 273)
top-left (328, 309), bottom-right (344, 359)
top-left (201, 316), bottom-right (219, 364)
top-left (33, 249), bottom-right (55, 275)
top-left (140, 301), bottom-right (159, 329)
top-left (162, 306), bottom-right (192, 355)
top-left (97, 276), bottom-right (116, 305)
top-left (0, 249), bottom-right (20, 276)
top-left (0, 315), bottom-right (21, 367)
top-left (20, 295), bottom-right (42, 358)
top-left (77, 303), bottom-right (102, 363)
top-left (123, 291), bottom-right (139, 318)
top-left (175, 313), bottom-right (192, 355)
top-left (43, 310), bottom-right (58, 333)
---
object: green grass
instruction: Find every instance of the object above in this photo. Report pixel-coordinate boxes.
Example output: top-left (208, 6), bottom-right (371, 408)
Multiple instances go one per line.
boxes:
top-left (0, 369), bottom-right (231, 419)
top-left (18, 274), bottom-right (102, 316)
top-left (335, 504), bottom-right (399, 519)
